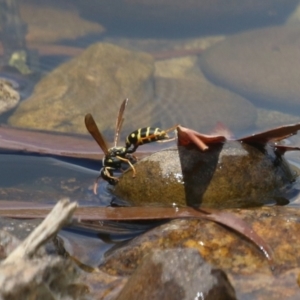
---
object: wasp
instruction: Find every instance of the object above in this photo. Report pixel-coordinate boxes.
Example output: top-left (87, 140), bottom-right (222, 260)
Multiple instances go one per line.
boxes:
top-left (125, 126), bottom-right (177, 153)
top-left (85, 99), bottom-right (136, 194)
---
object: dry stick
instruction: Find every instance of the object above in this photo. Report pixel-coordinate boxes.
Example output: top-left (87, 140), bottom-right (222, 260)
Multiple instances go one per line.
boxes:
top-left (3, 198), bottom-right (77, 264)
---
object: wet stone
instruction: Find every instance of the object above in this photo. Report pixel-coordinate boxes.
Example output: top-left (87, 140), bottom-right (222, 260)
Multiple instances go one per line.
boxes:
top-left (82, 0), bottom-right (299, 36)
top-left (20, 3), bottom-right (104, 44)
top-left (153, 75), bottom-right (256, 133)
top-left (114, 142), bottom-right (295, 208)
top-left (116, 248), bottom-right (237, 300)
top-left (200, 25), bottom-right (300, 114)
top-left (99, 206), bottom-right (300, 299)
top-left (9, 43), bottom-right (155, 135)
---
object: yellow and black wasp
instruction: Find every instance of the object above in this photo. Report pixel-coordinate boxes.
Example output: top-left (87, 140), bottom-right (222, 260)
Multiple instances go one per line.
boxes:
top-left (85, 98), bottom-right (177, 193)
top-left (85, 99), bottom-right (136, 194)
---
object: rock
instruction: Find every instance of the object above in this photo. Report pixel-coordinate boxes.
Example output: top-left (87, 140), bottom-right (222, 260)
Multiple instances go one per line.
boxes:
top-left (200, 25), bottom-right (300, 113)
top-left (155, 56), bottom-right (203, 79)
top-left (79, 0), bottom-right (299, 37)
top-left (9, 43), bottom-right (155, 135)
top-left (153, 76), bottom-right (256, 133)
top-left (0, 79), bottom-right (20, 114)
top-left (256, 108), bottom-right (300, 129)
top-left (20, 3), bottom-right (104, 44)
top-left (105, 36), bottom-right (225, 55)
top-left (114, 141), bottom-right (295, 208)
top-left (115, 248), bottom-right (237, 300)
top-left (100, 206), bottom-right (300, 299)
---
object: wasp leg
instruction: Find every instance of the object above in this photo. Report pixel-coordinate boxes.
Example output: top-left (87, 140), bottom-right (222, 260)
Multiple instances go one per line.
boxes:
top-left (116, 156), bottom-right (136, 177)
top-left (93, 174), bottom-right (101, 195)
top-left (156, 137), bottom-right (176, 143)
top-left (93, 167), bottom-right (119, 195)
top-left (131, 154), bottom-right (138, 162)
top-left (163, 124), bottom-right (179, 134)
top-left (103, 167), bottom-right (119, 182)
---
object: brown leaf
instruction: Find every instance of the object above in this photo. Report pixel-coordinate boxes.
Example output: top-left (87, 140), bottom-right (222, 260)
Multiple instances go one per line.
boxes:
top-left (0, 204), bottom-right (205, 220)
top-left (177, 125), bottom-right (226, 151)
top-left (238, 123), bottom-right (300, 144)
top-left (0, 125), bottom-right (157, 160)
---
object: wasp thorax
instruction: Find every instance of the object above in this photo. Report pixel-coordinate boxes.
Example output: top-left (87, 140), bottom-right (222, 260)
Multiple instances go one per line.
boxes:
top-left (109, 147), bottom-right (127, 156)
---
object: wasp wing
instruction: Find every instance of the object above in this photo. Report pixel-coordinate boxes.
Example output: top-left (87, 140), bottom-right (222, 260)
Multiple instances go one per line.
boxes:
top-left (85, 113), bottom-right (109, 155)
top-left (114, 98), bottom-right (128, 147)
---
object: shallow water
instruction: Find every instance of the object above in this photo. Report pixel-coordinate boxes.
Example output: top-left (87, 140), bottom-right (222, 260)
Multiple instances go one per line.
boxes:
top-left (1, 2), bottom-right (300, 298)
top-left (0, 0), bottom-right (299, 199)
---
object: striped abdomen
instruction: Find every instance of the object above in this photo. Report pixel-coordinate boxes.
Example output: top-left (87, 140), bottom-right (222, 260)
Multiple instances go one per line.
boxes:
top-left (126, 127), bottom-right (168, 150)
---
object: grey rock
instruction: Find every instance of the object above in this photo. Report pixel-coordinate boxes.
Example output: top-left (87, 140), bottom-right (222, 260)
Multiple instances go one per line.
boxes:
top-left (79, 0), bottom-right (299, 36)
top-left (116, 248), bottom-right (236, 300)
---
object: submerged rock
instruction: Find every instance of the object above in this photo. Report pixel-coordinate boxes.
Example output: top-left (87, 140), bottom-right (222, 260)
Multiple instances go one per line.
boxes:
top-left (153, 76), bottom-right (256, 133)
top-left (80, 0), bottom-right (299, 37)
top-left (114, 141), bottom-right (295, 208)
top-left (9, 43), bottom-right (155, 134)
top-left (200, 25), bottom-right (300, 114)
top-left (20, 3), bottom-right (104, 44)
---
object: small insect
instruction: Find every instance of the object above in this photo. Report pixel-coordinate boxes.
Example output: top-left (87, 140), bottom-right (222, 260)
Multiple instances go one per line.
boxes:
top-left (125, 126), bottom-right (177, 153)
top-left (85, 99), bottom-right (136, 194)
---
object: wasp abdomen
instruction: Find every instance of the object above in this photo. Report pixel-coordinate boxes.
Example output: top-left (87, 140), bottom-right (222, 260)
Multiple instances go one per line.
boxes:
top-left (126, 127), bottom-right (168, 151)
